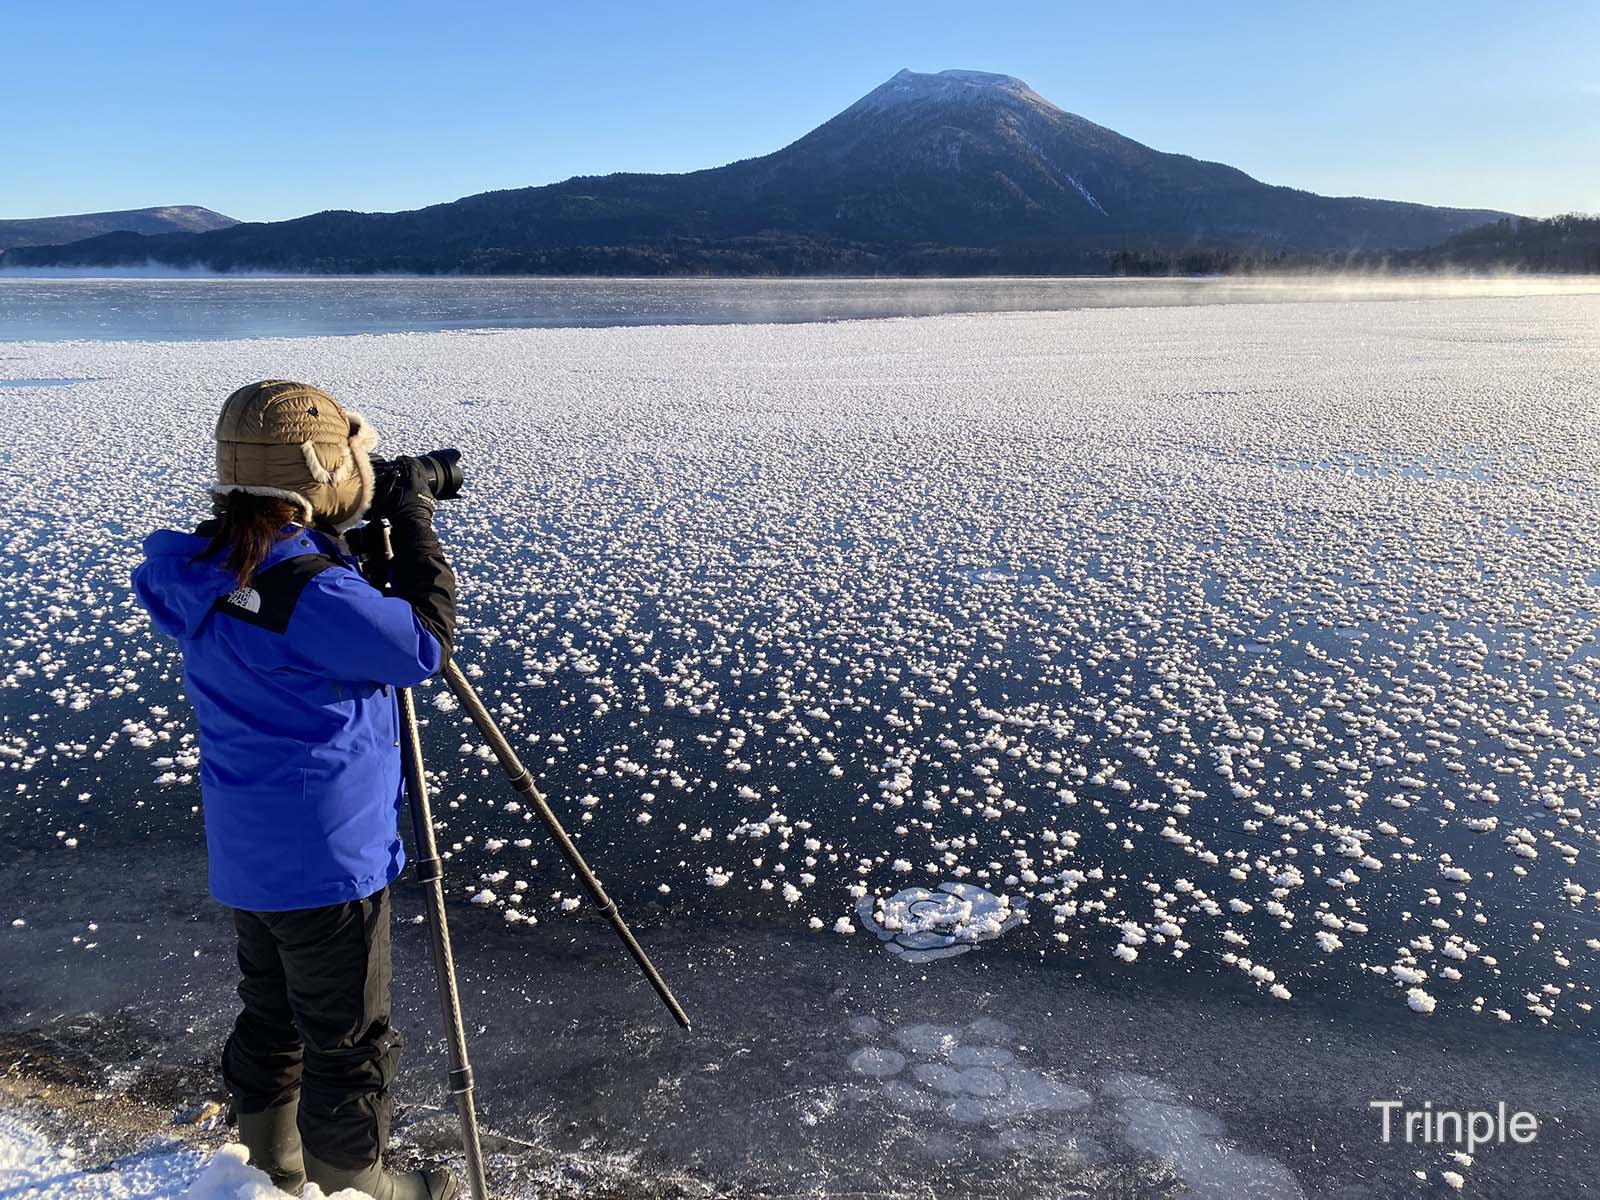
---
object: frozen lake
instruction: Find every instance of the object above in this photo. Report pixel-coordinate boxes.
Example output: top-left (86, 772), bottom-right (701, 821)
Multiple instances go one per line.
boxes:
top-left (2, 272), bottom-right (1598, 341)
top-left (3, 287), bottom-right (1600, 1195)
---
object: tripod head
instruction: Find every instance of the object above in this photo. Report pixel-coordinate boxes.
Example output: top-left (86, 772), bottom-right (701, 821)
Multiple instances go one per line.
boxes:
top-left (344, 520), bottom-right (394, 592)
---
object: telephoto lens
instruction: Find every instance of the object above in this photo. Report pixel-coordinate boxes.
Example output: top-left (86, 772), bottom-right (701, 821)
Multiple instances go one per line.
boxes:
top-left (413, 448), bottom-right (464, 501)
top-left (372, 448), bottom-right (464, 503)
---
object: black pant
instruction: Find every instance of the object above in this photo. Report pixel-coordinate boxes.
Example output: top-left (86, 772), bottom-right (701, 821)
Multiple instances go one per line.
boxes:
top-left (223, 888), bottom-right (401, 1169)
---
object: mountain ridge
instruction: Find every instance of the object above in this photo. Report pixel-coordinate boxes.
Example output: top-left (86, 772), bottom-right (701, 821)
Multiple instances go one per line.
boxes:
top-left (1, 70), bottom-right (1509, 275)
top-left (0, 206), bottom-right (236, 252)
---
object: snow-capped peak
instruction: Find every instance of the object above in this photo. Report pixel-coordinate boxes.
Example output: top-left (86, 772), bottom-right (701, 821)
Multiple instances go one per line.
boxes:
top-left (853, 68), bottom-right (1056, 115)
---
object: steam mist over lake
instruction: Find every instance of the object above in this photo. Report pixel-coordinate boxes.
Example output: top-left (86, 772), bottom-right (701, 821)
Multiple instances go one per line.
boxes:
top-left (2, 272), bottom-right (1597, 341)
top-left (3, 276), bottom-right (1599, 1198)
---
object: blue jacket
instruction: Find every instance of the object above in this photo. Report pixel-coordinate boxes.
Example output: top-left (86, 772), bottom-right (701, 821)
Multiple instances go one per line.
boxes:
top-left (132, 524), bottom-right (442, 911)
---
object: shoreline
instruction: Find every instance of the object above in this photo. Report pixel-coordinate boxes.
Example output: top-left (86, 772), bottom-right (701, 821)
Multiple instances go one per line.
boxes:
top-left (0, 1019), bottom-right (700, 1200)
top-left (3, 274), bottom-right (1598, 347)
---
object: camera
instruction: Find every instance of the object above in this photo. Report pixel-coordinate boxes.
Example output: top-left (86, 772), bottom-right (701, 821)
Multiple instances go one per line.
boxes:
top-left (371, 448), bottom-right (465, 504)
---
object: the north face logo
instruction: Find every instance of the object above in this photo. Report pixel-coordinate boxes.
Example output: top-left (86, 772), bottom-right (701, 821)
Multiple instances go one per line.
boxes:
top-left (211, 555), bottom-right (334, 634)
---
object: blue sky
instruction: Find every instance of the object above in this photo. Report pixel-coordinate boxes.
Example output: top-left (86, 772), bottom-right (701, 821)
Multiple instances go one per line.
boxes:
top-left (6, 0), bottom-right (1596, 223)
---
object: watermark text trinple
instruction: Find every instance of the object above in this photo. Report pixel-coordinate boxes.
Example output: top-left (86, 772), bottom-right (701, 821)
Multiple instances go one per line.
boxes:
top-left (1370, 1100), bottom-right (1538, 1155)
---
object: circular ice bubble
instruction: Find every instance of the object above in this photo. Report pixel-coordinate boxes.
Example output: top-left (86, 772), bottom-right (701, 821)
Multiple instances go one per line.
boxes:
top-left (894, 928), bottom-right (970, 952)
top-left (947, 1094), bottom-right (1009, 1125)
top-left (858, 882), bottom-right (1028, 963)
top-left (1117, 1098), bottom-right (1300, 1200)
top-left (955, 1067), bottom-right (1007, 1097)
top-left (1000, 1067), bottom-right (1091, 1112)
top-left (880, 1079), bottom-right (935, 1112)
top-left (888, 942), bottom-right (972, 962)
top-left (911, 1063), bottom-right (1008, 1099)
top-left (912, 1063), bottom-right (967, 1094)
top-left (848, 1047), bottom-right (907, 1078)
top-left (950, 1044), bottom-right (1015, 1068)
top-left (964, 1017), bottom-right (1016, 1043)
top-left (966, 566), bottom-right (1045, 586)
top-left (894, 1023), bottom-right (961, 1056)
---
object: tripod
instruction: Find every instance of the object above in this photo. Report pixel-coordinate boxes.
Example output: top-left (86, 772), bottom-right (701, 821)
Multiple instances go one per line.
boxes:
top-left (362, 521), bottom-right (692, 1200)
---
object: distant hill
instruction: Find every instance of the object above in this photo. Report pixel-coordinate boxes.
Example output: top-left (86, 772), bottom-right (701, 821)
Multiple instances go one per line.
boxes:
top-left (1, 70), bottom-right (1507, 275)
top-left (0, 206), bottom-right (236, 252)
top-left (1389, 214), bottom-right (1600, 273)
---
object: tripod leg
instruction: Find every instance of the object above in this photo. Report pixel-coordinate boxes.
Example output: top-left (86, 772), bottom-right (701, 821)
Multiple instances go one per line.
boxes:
top-left (441, 658), bottom-right (692, 1031)
top-left (397, 683), bottom-right (492, 1200)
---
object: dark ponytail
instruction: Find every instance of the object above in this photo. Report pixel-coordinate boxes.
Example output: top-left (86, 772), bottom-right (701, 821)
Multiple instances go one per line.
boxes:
top-left (197, 491), bottom-right (305, 587)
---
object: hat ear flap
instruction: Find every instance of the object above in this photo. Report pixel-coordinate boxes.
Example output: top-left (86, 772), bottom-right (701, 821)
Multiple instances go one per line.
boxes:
top-left (299, 440), bottom-right (336, 485)
top-left (333, 411), bottom-right (379, 533)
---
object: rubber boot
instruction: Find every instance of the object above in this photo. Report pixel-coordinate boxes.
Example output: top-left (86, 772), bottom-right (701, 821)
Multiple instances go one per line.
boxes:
top-left (303, 1151), bottom-right (461, 1200)
top-left (236, 1101), bottom-right (308, 1193)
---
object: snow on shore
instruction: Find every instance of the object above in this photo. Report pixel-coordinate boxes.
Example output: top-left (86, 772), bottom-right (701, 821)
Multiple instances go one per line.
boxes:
top-left (0, 1108), bottom-right (367, 1200)
top-left (0, 1107), bottom-right (205, 1199)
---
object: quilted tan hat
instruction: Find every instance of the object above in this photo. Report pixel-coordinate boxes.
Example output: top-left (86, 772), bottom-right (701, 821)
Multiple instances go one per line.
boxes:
top-left (212, 380), bottom-right (378, 532)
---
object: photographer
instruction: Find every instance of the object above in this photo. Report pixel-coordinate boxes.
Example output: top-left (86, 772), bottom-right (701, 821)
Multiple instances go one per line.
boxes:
top-left (132, 380), bottom-right (459, 1200)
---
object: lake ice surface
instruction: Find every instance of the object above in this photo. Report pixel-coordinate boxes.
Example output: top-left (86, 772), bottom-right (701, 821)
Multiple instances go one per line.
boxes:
top-left (2, 273), bottom-right (1598, 342)
top-left (3, 291), bottom-right (1599, 1195)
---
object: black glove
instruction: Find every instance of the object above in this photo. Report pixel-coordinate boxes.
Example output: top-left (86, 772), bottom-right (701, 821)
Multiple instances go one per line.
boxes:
top-left (369, 455), bottom-right (437, 523)
top-left (367, 457), bottom-right (456, 660)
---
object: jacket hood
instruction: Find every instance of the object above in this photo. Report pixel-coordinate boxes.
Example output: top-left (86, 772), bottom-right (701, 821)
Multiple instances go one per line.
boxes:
top-left (133, 524), bottom-right (347, 638)
top-left (132, 529), bottom-right (238, 638)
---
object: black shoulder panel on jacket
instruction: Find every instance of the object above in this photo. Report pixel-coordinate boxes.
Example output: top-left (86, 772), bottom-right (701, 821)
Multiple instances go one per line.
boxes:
top-left (213, 554), bottom-right (341, 635)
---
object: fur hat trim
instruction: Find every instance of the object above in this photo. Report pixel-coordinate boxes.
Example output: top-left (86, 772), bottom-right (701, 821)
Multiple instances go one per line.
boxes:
top-left (336, 410), bottom-right (379, 533)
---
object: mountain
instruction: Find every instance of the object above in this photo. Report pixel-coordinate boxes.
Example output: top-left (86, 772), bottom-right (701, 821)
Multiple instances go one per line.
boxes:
top-left (1, 70), bottom-right (1507, 275)
top-left (1391, 214), bottom-right (1600, 273)
top-left (0, 206), bottom-right (236, 252)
